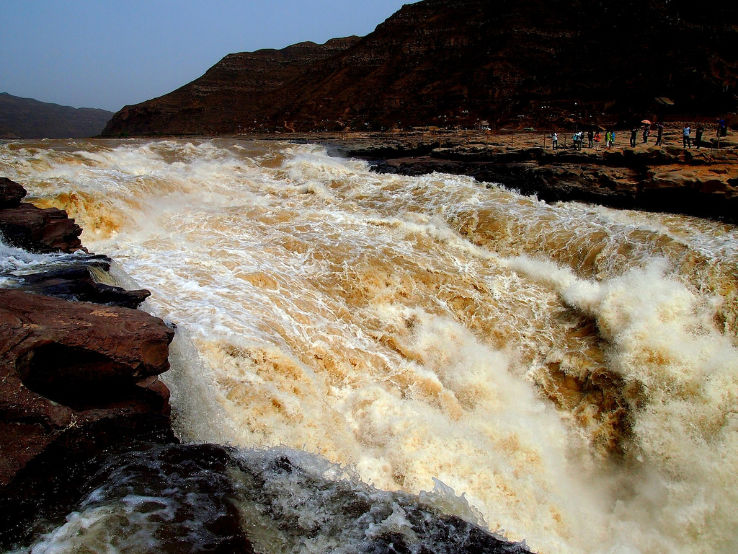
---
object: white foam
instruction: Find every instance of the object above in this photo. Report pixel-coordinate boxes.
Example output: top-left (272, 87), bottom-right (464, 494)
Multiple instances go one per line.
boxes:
top-left (3, 138), bottom-right (736, 553)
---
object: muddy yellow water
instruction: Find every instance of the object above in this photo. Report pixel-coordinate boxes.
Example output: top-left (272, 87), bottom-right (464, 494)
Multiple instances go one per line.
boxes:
top-left (1, 138), bottom-right (736, 553)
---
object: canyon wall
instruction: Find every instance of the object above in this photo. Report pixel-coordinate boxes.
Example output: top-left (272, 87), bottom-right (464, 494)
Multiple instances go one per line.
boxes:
top-left (103, 0), bottom-right (738, 135)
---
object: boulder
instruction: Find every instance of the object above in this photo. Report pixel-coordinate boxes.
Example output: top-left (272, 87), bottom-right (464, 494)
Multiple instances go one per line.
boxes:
top-left (0, 177), bottom-right (26, 208)
top-left (0, 202), bottom-right (83, 253)
top-left (0, 289), bottom-right (173, 407)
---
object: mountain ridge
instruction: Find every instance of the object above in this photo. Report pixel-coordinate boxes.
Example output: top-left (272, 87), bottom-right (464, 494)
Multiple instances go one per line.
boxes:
top-left (102, 0), bottom-right (738, 136)
top-left (0, 93), bottom-right (113, 139)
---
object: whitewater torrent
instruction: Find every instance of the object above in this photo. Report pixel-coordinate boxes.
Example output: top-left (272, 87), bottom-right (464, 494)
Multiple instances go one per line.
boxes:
top-left (1, 138), bottom-right (736, 553)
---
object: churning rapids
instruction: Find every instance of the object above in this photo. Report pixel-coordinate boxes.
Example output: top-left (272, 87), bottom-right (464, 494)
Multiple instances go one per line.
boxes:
top-left (1, 138), bottom-right (736, 553)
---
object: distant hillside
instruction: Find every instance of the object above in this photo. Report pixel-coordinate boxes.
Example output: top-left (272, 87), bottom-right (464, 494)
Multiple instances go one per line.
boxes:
top-left (103, 0), bottom-right (738, 135)
top-left (0, 93), bottom-right (112, 138)
top-left (103, 37), bottom-right (362, 136)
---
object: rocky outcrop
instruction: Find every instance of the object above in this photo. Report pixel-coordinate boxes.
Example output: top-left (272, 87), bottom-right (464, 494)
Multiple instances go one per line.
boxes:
top-left (0, 178), bottom-right (84, 253)
top-left (0, 177), bottom-right (26, 207)
top-left (103, 37), bottom-right (361, 136)
top-left (0, 289), bottom-right (173, 410)
top-left (103, 0), bottom-right (737, 136)
top-left (342, 133), bottom-right (738, 222)
top-left (15, 260), bottom-right (152, 308)
top-left (0, 93), bottom-right (113, 139)
top-left (0, 179), bottom-right (176, 546)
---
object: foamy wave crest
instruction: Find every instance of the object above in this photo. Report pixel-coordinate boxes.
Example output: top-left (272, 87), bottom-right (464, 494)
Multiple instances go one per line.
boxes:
top-left (509, 255), bottom-right (738, 551)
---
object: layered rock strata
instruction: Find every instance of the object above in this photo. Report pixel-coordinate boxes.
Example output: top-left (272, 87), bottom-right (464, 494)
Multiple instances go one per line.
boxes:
top-left (103, 0), bottom-right (738, 135)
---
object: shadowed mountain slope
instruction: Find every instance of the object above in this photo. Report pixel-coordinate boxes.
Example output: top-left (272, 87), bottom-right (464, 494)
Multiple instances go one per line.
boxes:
top-left (103, 0), bottom-right (738, 135)
top-left (0, 93), bottom-right (112, 139)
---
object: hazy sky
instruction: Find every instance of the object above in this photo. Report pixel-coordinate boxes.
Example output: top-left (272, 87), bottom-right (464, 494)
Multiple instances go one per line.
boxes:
top-left (0, 0), bottom-right (410, 112)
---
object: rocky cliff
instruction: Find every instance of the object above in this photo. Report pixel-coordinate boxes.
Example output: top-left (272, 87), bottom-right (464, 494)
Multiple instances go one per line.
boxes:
top-left (0, 93), bottom-right (113, 139)
top-left (103, 0), bottom-right (737, 136)
top-left (104, 37), bottom-right (361, 136)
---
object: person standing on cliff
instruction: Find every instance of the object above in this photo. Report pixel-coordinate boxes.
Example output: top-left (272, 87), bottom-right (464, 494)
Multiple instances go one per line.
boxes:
top-left (552, 132), bottom-right (558, 149)
top-left (696, 126), bottom-right (704, 149)
top-left (630, 127), bottom-right (637, 147)
top-left (719, 118), bottom-right (727, 137)
top-left (683, 125), bottom-right (691, 148)
top-left (642, 125), bottom-right (649, 144)
top-left (656, 122), bottom-right (663, 146)
top-left (588, 129), bottom-right (594, 148)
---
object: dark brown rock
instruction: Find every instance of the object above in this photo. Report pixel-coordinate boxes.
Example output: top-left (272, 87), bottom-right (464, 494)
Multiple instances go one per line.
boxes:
top-left (0, 289), bottom-right (175, 545)
top-left (0, 289), bottom-right (173, 407)
top-left (16, 265), bottom-right (151, 308)
top-left (0, 289), bottom-right (174, 482)
top-left (102, 0), bottom-right (738, 136)
top-left (0, 178), bottom-right (26, 208)
top-left (0, 202), bottom-right (83, 253)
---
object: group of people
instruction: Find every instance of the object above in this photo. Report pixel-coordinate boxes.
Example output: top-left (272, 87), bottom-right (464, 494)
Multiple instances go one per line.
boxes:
top-left (550, 120), bottom-right (728, 151)
top-left (681, 122), bottom-right (727, 148)
top-left (551, 129), bottom-right (614, 150)
top-left (630, 123), bottom-right (664, 147)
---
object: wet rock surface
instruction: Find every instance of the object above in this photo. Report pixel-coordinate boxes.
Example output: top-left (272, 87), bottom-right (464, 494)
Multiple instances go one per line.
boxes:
top-left (11, 444), bottom-right (528, 553)
top-left (12, 445), bottom-right (255, 553)
top-left (14, 263), bottom-right (151, 308)
top-left (231, 449), bottom-right (531, 553)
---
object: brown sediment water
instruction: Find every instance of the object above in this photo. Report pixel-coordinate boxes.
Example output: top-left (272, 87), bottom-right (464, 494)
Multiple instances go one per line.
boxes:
top-left (1, 138), bottom-right (736, 553)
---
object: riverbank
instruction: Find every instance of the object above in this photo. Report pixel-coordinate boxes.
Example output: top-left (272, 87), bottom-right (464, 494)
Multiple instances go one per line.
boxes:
top-left (238, 126), bottom-right (738, 223)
